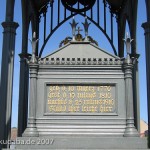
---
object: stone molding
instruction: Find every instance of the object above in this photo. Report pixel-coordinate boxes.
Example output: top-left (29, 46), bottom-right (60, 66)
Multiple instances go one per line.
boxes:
top-left (37, 57), bottom-right (123, 65)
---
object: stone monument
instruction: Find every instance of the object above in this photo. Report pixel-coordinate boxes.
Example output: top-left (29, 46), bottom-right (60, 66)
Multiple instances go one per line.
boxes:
top-left (1, 0), bottom-right (150, 149)
top-left (15, 18), bottom-right (147, 150)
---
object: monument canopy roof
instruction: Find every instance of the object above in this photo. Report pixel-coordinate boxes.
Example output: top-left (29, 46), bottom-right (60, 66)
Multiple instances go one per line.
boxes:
top-left (43, 42), bottom-right (119, 59)
top-left (32, 0), bottom-right (125, 14)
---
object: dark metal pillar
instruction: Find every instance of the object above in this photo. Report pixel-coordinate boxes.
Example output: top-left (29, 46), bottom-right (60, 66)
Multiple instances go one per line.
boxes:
top-left (142, 22), bottom-right (150, 148)
top-left (142, 0), bottom-right (150, 148)
top-left (0, 0), bottom-right (19, 149)
top-left (17, 53), bottom-right (30, 137)
top-left (17, 0), bottom-right (30, 137)
top-left (130, 0), bottom-right (140, 132)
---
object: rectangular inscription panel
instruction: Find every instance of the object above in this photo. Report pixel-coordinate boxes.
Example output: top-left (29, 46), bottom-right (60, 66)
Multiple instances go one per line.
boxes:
top-left (45, 85), bottom-right (117, 114)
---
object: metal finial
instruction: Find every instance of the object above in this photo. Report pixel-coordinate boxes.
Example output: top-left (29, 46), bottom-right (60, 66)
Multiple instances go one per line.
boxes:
top-left (123, 32), bottom-right (134, 54)
top-left (29, 32), bottom-right (39, 63)
top-left (70, 17), bottom-right (78, 41)
top-left (123, 32), bottom-right (134, 63)
top-left (76, 26), bottom-right (83, 34)
top-left (82, 17), bottom-right (91, 41)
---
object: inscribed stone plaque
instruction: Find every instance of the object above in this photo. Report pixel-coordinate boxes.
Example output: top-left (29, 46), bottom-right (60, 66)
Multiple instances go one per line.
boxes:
top-left (45, 85), bottom-right (117, 115)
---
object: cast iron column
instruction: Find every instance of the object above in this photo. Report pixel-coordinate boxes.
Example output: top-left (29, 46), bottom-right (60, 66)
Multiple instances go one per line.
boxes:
top-left (0, 0), bottom-right (18, 149)
top-left (142, 22), bottom-right (150, 147)
top-left (17, 53), bottom-right (30, 136)
top-left (18, 2), bottom-right (31, 136)
top-left (142, 0), bottom-right (150, 148)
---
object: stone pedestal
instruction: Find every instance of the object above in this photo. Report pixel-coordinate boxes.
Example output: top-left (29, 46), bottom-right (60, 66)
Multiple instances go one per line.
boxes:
top-left (17, 42), bottom-right (147, 149)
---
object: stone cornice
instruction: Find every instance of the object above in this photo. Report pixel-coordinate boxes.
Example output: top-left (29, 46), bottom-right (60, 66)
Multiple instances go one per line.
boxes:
top-left (38, 57), bottom-right (123, 65)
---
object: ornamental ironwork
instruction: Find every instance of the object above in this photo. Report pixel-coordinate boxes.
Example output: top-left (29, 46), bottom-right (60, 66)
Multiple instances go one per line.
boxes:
top-left (61, 0), bottom-right (96, 13)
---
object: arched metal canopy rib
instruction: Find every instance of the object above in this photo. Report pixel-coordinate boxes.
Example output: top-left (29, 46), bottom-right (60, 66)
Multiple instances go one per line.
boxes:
top-left (32, 0), bottom-right (125, 13)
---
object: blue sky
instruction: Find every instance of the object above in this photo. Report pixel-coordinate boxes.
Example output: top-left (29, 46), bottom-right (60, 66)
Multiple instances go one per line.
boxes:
top-left (0, 0), bottom-right (148, 127)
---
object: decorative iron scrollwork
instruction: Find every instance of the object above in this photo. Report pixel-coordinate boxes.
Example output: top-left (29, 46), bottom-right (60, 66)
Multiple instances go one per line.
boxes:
top-left (61, 0), bottom-right (96, 13)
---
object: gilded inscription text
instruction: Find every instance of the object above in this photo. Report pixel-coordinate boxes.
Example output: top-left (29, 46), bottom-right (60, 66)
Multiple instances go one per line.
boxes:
top-left (47, 85), bottom-right (116, 113)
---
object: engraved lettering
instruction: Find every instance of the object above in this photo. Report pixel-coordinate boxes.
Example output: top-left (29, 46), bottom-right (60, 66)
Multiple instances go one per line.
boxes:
top-left (47, 85), bottom-right (116, 114)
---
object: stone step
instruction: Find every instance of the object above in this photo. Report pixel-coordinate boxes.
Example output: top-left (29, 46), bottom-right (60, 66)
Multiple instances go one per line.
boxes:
top-left (3, 149), bottom-right (148, 150)
top-left (10, 136), bottom-right (148, 150)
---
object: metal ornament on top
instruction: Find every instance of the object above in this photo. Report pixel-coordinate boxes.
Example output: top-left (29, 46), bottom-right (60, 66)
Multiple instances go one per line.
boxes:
top-left (61, 0), bottom-right (96, 12)
top-left (59, 17), bottom-right (98, 47)
top-left (123, 33), bottom-right (134, 64)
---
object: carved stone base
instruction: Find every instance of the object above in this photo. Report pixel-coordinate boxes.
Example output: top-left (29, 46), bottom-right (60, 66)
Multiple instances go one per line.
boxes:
top-left (124, 119), bottom-right (139, 137)
top-left (14, 136), bottom-right (147, 149)
top-left (22, 127), bottom-right (39, 137)
top-left (124, 127), bottom-right (139, 137)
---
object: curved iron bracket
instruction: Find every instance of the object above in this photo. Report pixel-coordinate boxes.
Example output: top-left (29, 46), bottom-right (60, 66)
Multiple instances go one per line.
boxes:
top-left (61, 0), bottom-right (96, 13)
